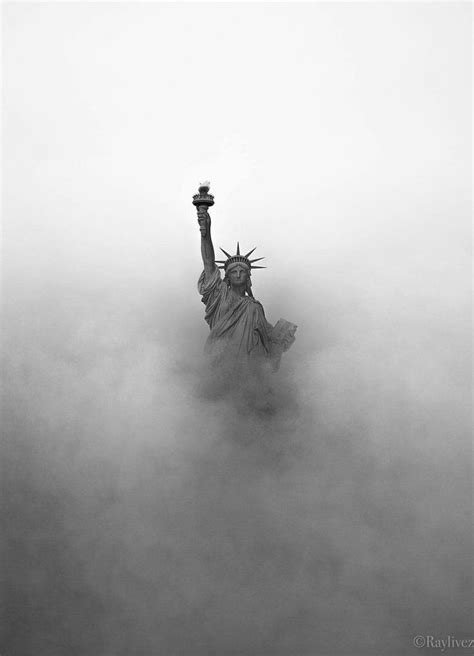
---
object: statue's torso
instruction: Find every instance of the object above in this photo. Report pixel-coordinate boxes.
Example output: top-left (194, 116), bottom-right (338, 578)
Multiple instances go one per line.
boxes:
top-left (198, 269), bottom-right (272, 365)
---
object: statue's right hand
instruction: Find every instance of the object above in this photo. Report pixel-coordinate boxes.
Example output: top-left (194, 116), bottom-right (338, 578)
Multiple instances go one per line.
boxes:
top-left (197, 207), bottom-right (211, 237)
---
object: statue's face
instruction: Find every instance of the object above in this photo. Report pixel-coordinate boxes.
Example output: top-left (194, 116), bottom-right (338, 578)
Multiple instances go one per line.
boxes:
top-left (227, 264), bottom-right (249, 288)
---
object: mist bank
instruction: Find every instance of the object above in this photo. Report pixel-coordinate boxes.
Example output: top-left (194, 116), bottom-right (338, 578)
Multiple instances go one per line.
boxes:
top-left (2, 270), bottom-right (471, 656)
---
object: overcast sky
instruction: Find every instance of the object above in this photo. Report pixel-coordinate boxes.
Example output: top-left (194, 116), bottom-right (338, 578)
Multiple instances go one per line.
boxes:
top-left (4, 2), bottom-right (470, 310)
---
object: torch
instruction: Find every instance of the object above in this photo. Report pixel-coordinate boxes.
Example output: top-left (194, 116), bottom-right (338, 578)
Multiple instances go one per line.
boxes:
top-left (192, 181), bottom-right (214, 238)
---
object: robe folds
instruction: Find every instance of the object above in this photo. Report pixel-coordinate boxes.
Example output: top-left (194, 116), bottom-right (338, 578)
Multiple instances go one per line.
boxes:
top-left (198, 267), bottom-right (275, 375)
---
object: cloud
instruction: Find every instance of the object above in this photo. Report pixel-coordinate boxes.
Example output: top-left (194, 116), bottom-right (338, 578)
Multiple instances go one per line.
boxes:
top-left (2, 266), bottom-right (471, 655)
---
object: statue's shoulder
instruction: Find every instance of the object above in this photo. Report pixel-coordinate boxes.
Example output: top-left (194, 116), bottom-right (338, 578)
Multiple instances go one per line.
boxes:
top-left (245, 295), bottom-right (259, 304)
top-left (248, 297), bottom-right (266, 315)
top-left (198, 267), bottom-right (223, 294)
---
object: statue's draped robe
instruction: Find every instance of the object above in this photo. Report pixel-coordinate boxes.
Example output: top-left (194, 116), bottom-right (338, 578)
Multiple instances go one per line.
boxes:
top-left (198, 268), bottom-right (274, 376)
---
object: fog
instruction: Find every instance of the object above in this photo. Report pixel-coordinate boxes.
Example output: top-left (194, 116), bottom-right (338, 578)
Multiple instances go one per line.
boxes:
top-left (2, 3), bottom-right (472, 655)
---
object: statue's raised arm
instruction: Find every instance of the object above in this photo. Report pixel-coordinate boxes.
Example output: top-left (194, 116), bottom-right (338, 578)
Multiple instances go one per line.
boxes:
top-left (197, 207), bottom-right (215, 276)
top-left (193, 182), bottom-right (215, 276)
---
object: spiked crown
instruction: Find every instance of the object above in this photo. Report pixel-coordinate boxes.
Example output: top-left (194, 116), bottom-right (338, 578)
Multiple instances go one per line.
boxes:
top-left (215, 242), bottom-right (266, 271)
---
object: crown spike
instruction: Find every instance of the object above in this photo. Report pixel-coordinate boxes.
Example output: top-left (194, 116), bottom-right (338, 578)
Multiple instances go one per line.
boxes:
top-left (218, 244), bottom-right (266, 272)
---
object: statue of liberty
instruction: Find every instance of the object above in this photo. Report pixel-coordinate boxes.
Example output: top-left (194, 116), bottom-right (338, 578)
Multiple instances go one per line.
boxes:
top-left (193, 183), bottom-right (296, 391)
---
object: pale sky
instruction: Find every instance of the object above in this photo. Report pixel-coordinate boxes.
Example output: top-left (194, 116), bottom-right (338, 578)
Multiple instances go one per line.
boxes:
top-left (4, 2), bottom-right (470, 319)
